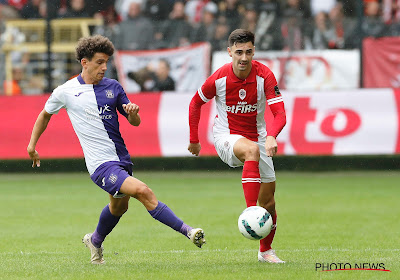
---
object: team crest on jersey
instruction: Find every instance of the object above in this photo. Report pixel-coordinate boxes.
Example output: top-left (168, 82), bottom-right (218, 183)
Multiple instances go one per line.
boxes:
top-left (109, 173), bottom-right (118, 184)
top-left (274, 85), bottom-right (281, 96)
top-left (239, 89), bottom-right (246, 100)
top-left (105, 90), bottom-right (114, 98)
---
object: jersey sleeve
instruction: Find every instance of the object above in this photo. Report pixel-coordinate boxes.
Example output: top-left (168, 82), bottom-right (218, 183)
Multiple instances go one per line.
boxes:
top-left (44, 87), bottom-right (65, 114)
top-left (197, 75), bottom-right (217, 102)
top-left (264, 72), bottom-right (286, 138)
top-left (188, 76), bottom-right (217, 143)
top-left (116, 83), bottom-right (130, 118)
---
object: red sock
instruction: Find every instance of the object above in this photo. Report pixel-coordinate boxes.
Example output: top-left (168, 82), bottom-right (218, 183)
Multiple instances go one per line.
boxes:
top-left (242, 161), bottom-right (261, 207)
top-left (260, 212), bottom-right (277, 252)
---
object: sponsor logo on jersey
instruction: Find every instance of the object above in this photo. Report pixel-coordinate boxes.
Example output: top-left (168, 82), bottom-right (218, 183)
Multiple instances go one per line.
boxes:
top-left (223, 101), bottom-right (257, 114)
top-left (75, 92), bottom-right (84, 97)
top-left (85, 104), bottom-right (112, 120)
top-left (239, 89), bottom-right (246, 100)
top-left (105, 90), bottom-right (114, 98)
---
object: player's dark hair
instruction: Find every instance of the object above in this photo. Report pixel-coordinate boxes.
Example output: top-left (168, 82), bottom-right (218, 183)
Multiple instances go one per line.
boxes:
top-left (75, 35), bottom-right (114, 62)
top-left (228, 29), bottom-right (255, 47)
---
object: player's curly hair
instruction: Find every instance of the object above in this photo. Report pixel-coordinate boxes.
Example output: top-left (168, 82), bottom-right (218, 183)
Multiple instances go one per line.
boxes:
top-left (228, 29), bottom-right (255, 47)
top-left (75, 35), bottom-right (114, 62)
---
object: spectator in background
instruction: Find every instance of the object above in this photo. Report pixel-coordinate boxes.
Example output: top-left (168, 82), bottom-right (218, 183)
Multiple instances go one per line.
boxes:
top-left (93, 6), bottom-right (120, 79)
top-left (150, 59), bottom-right (175, 91)
top-left (363, 0), bottom-right (387, 37)
top-left (328, 2), bottom-right (355, 49)
top-left (218, 0), bottom-right (243, 33)
top-left (185, 0), bottom-right (217, 25)
top-left (127, 59), bottom-right (176, 92)
top-left (114, 2), bottom-right (154, 50)
top-left (253, 0), bottom-right (283, 50)
top-left (144, 0), bottom-right (172, 24)
top-left (59, 0), bottom-right (90, 18)
top-left (85, 0), bottom-right (115, 17)
top-left (282, 0), bottom-right (311, 18)
top-left (154, 1), bottom-right (192, 49)
top-left (20, 0), bottom-right (46, 19)
top-left (3, 66), bottom-right (22, 95)
top-left (347, 0), bottom-right (387, 48)
top-left (240, 3), bottom-right (258, 34)
top-left (93, 6), bottom-right (120, 43)
top-left (6, 0), bottom-right (28, 12)
top-left (191, 2), bottom-right (218, 43)
top-left (209, 15), bottom-right (230, 52)
top-left (307, 11), bottom-right (336, 49)
top-left (115, 0), bottom-right (145, 21)
top-left (281, 8), bottom-right (305, 51)
top-left (280, 0), bottom-right (311, 51)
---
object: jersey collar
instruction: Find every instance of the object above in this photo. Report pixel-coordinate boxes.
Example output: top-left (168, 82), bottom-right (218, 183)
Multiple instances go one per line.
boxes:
top-left (229, 61), bottom-right (256, 83)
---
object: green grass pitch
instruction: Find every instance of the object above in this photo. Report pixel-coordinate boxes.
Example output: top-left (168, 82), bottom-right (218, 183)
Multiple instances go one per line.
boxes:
top-left (0, 171), bottom-right (399, 280)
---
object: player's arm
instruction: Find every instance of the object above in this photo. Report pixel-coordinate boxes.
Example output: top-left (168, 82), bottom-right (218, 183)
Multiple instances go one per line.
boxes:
top-left (27, 109), bottom-right (53, 167)
top-left (188, 93), bottom-right (206, 156)
top-left (123, 103), bottom-right (141, 126)
top-left (265, 86), bottom-right (286, 157)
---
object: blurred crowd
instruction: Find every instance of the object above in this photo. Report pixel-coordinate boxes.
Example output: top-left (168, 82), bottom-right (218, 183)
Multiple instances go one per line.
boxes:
top-left (1, 0), bottom-right (400, 52)
top-left (1, 0), bottom-right (400, 95)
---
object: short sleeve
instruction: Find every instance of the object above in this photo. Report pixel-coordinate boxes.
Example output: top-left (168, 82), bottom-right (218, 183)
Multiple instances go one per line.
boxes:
top-left (198, 75), bottom-right (217, 102)
top-left (116, 83), bottom-right (130, 117)
top-left (44, 87), bottom-right (65, 114)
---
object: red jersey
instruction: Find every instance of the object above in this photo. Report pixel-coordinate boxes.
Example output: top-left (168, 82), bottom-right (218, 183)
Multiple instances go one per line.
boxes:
top-left (189, 60), bottom-right (286, 143)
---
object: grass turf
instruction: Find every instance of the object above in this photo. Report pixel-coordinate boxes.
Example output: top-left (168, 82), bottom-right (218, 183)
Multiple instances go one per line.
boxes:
top-left (0, 171), bottom-right (399, 280)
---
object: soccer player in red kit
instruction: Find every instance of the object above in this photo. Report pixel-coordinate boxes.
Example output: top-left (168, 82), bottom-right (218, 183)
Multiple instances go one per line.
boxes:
top-left (188, 29), bottom-right (286, 263)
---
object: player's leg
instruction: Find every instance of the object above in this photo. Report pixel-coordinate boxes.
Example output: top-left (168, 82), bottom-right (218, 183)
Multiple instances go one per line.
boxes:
top-left (119, 176), bottom-right (206, 248)
top-left (258, 181), bottom-right (277, 250)
top-left (91, 194), bottom-right (130, 247)
top-left (84, 164), bottom-right (133, 264)
top-left (233, 137), bottom-right (261, 207)
top-left (83, 194), bottom-right (130, 264)
top-left (257, 147), bottom-right (284, 263)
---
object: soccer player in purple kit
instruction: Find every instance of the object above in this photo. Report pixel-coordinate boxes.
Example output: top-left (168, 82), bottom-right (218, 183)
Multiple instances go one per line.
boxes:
top-left (27, 35), bottom-right (205, 264)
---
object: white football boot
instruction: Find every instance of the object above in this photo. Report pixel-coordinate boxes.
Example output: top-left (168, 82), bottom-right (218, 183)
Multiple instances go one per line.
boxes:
top-left (82, 233), bottom-right (105, 264)
top-left (258, 249), bottom-right (285, 263)
top-left (187, 228), bottom-right (206, 248)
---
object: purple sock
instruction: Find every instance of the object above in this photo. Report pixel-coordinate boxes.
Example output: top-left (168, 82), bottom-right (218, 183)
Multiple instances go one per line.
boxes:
top-left (91, 205), bottom-right (121, 248)
top-left (148, 201), bottom-right (191, 237)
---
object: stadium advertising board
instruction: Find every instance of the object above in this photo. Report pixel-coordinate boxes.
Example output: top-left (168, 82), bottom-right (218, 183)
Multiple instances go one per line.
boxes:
top-left (363, 37), bottom-right (400, 88)
top-left (114, 42), bottom-right (211, 93)
top-left (213, 50), bottom-right (360, 90)
top-left (2, 89), bottom-right (400, 159)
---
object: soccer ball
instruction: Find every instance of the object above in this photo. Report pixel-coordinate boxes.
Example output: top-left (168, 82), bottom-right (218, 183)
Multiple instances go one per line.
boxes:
top-left (238, 206), bottom-right (273, 240)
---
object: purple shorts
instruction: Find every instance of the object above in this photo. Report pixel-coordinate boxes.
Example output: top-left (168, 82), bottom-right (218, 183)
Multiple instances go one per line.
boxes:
top-left (90, 161), bottom-right (133, 198)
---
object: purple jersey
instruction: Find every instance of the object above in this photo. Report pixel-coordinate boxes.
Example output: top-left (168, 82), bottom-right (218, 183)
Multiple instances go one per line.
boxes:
top-left (45, 75), bottom-right (132, 174)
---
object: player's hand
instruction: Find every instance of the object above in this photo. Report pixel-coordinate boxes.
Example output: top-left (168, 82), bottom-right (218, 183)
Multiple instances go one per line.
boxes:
top-left (27, 146), bottom-right (40, 168)
top-left (265, 136), bottom-right (278, 157)
top-left (123, 103), bottom-right (139, 116)
top-left (188, 143), bottom-right (201, 156)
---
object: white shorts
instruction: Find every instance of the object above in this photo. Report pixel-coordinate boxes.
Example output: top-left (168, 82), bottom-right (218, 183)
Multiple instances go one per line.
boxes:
top-left (213, 134), bottom-right (276, 183)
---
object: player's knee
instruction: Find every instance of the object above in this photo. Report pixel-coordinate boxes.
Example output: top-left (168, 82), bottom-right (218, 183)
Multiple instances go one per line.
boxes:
top-left (244, 143), bottom-right (260, 161)
top-left (133, 183), bottom-right (154, 201)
